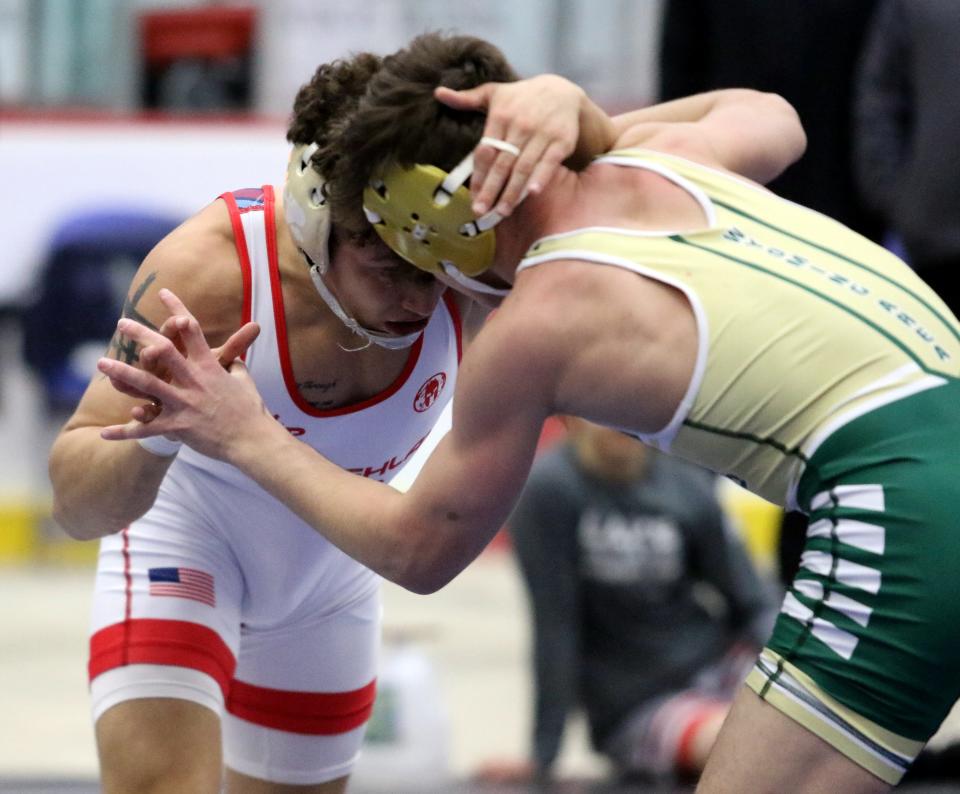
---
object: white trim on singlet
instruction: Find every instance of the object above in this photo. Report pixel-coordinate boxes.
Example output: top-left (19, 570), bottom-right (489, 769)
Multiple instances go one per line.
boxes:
top-left (514, 153), bottom-right (720, 450)
top-left (783, 365), bottom-right (948, 510)
top-left (518, 247), bottom-right (709, 451)
top-left (593, 154), bottom-right (718, 226)
top-left (623, 148), bottom-right (856, 230)
top-left (519, 155), bottom-right (719, 252)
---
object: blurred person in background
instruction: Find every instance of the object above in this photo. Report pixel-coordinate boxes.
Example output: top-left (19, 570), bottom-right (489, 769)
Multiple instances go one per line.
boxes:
top-left (47, 41), bottom-right (588, 794)
top-left (658, 0), bottom-right (888, 613)
top-left (854, 0), bottom-right (960, 315)
top-left (477, 418), bottom-right (776, 786)
top-left (98, 30), bottom-right (960, 794)
top-left (658, 0), bottom-right (883, 242)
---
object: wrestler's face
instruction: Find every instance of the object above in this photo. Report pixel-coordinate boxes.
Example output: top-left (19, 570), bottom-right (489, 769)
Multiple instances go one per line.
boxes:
top-left (327, 235), bottom-right (446, 337)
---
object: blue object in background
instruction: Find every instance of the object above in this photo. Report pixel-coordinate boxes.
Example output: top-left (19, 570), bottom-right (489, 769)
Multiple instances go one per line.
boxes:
top-left (21, 209), bottom-right (181, 413)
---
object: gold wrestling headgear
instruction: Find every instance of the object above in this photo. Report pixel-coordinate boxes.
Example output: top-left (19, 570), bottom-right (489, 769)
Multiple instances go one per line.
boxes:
top-left (362, 150), bottom-right (506, 278)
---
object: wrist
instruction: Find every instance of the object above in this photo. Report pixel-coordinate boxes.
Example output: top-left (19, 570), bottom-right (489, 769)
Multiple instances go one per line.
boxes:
top-left (224, 412), bottom-right (290, 472)
top-left (571, 93), bottom-right (615, 167)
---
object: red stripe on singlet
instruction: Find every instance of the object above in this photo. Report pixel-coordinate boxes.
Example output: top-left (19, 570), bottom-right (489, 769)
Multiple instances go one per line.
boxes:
top-left (88, 618), bottom-right (236, 697)
top-left (227, 677), bottom-right (377, 735)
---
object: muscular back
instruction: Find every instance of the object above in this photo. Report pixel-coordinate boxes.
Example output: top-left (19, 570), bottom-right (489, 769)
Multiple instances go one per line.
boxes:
top-left (510, 149), bottom-right (960, 505)
top-left (506, 257), bottom-right (698, 436)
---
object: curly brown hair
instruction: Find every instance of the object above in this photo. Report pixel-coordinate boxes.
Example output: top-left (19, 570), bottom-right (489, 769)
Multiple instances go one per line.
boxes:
top-left (285, 51), bottom-right (383, 147)
top-left (315, 32), bottom-right (519, 239)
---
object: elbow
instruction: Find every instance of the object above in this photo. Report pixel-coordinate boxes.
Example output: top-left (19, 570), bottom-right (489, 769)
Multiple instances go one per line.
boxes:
top-left (732, 91), bottom-right (807, 184)
top-left (761, 91), bottom-right (807, 169)
top-left (48, 442), bottom-right (151, 541)
top-left (51, 495), bottom-right (123, 541)
top-left (51, 500), bottom-right (99, 541)
top-left (777, 94), bottom-right (808, 164)
top-left (401, 569), bottom-right (455, 596)
top-left (387, 551), bottom-right (459, 596)
top-left (380, 524), bottom-right (465, 595)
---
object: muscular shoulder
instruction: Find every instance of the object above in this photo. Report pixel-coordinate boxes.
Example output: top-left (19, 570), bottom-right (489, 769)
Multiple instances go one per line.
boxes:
top-left (120, 198), bottom-right (245, 347)
top-left (469, 277), bottom-right (570, 388)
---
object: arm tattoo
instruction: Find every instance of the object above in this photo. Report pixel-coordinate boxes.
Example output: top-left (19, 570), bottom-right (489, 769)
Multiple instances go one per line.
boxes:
top-left (107, 271), bottom-right (160, 365)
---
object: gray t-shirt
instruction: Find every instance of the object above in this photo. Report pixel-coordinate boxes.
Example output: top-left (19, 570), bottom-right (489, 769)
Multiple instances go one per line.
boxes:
top-left (508, 442), bottom-right (776, 770)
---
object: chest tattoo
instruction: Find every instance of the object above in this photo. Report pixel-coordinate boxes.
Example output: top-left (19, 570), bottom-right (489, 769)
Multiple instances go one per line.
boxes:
top-left (298, 380), bottom-right (338, 409)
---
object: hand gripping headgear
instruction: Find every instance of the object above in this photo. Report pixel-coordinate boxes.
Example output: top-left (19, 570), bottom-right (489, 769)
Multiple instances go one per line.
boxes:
top-left (283, 143), bottom-right (422, 350)
top-left (362, 149), bottom-right (510, 290)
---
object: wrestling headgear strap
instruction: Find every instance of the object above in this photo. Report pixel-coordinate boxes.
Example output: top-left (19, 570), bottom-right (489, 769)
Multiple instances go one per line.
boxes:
top-left (284, 143), bottom-right (422, 351)
top-left (362, 151), bottom-right (507, 279)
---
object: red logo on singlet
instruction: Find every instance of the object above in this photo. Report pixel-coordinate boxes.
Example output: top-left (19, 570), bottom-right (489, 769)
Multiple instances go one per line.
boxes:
top-left (413, 372), bottom-right (447, 412)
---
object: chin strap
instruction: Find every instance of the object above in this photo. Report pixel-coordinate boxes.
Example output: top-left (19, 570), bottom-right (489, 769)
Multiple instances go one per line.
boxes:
top-left (304, 253), bottom-right (423, 351)
top-left (285, 143), bottom-right (420, 351)
top-left (440, 261), bottom-right (511, 297)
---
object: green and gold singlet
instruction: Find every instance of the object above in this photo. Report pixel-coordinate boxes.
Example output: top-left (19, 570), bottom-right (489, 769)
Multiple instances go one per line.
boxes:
top-left (518, 149), bottom-right (960, 507)
top-left (516, 149), bottom-right (960, 784)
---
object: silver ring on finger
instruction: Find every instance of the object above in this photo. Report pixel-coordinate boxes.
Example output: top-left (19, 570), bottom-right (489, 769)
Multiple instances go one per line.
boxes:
top-left (479, 136), bottom-right (520, 157)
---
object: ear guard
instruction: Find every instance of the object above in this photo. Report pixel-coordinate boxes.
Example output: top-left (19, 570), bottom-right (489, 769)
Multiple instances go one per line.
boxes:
top-left (283, 143), bottom-right (423, 350)
top-left (362, 152), bottom-right (504, 278)
top-left (283, 143), bottom-right (332, 272)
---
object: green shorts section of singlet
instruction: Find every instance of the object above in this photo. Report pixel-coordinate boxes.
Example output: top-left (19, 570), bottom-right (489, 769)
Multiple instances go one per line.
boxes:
top-left (757, 378), bottom-right (960, 778)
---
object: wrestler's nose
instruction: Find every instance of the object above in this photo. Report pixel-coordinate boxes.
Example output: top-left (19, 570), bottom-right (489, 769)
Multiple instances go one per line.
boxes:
top-left (403, 279), bottom-right (446, 317)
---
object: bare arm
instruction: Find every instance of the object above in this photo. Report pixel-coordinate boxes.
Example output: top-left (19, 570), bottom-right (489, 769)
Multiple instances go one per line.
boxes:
top-left (98, 290), bottom-right (552, 593)
top-left (48, 202), bottom-right (245, 540)
top-left (612, 88), bottom-right (808, 184)
top-left (453, 289), bottom-right (494, 345)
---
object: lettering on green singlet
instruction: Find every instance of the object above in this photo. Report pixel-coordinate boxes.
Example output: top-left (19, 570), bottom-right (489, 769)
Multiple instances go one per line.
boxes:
top-left (714, 200), bottom-right (960, 347)
top-left (669, 234), bottom-right (952, 376)
top-left (717, 226), bottom-right (951, 362)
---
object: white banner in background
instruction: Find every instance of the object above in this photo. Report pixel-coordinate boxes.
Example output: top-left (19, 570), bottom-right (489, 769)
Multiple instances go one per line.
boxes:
top-left (0, 120), bottom-right (289, 303)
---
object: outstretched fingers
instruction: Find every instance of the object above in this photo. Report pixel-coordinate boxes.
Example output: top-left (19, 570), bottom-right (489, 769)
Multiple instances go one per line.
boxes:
top-left (435, 83), bottom-right (517, 215)
top-left (436, 78), bottom-right (582, 216)
top-left (116, 319), bottom-right (196, 384)
top-left (215, 322), bottom-right (260, 367)
top-left (101, 415), bottom-right (166, 442)
top-left (156, 289), bottom-right (216, 363)
top-left (490, 135), bottom-right (548, 215)
top-left (97, 357), bottom-right (179, 407)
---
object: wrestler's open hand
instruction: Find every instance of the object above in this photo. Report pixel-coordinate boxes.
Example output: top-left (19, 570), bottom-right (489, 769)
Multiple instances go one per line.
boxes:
top-left (104, 295), bottom-right (261, 424)
top-left (98, 288), bottom-right (272, 462)
top-left (435, 74), bottom-right (584, 217)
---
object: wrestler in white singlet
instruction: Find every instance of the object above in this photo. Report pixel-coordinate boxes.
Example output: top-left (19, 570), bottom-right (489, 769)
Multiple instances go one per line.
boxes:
top-left (88, 186), bottom-right (461, 785)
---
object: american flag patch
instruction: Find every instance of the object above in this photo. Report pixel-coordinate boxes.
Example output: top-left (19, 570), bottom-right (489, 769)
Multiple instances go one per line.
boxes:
top-left (232, 188), bottom-right (265, 213)
top-left (148, 567), bottom-right (216, 607)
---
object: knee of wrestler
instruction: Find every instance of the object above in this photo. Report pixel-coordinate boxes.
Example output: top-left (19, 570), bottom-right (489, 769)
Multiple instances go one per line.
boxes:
top-left (96, 698), bottom-right (223, 794)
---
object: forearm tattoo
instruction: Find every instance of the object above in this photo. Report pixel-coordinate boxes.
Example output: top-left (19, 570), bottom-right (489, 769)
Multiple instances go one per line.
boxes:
top-left (107, 271), bottom-right (160, 364)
